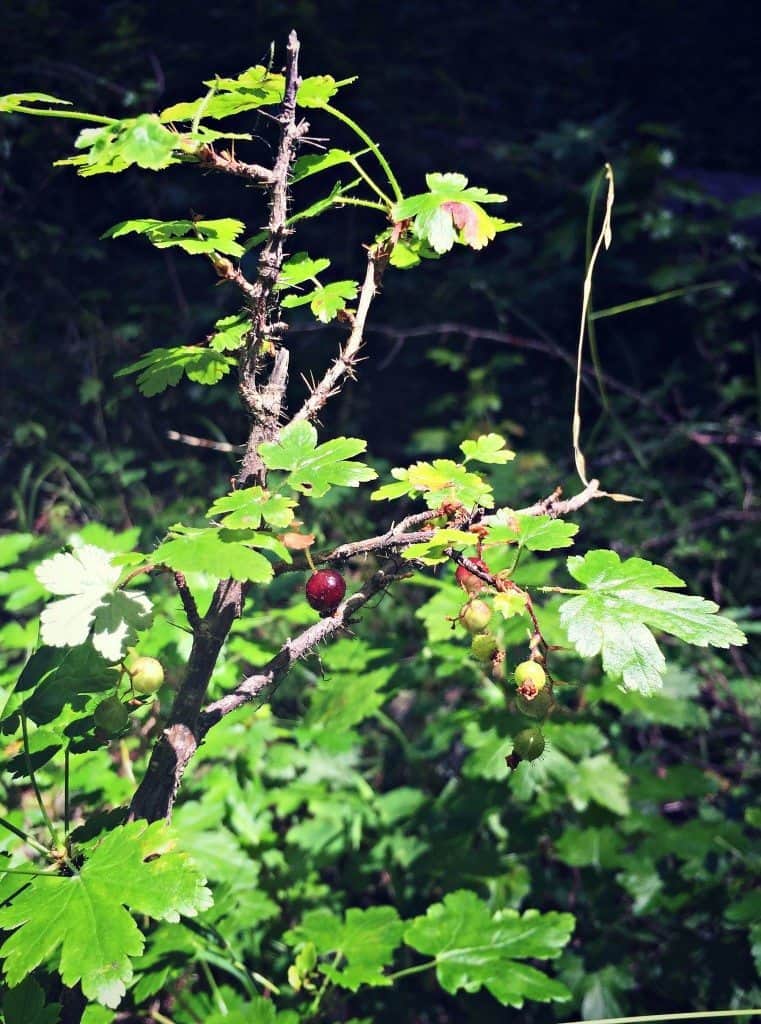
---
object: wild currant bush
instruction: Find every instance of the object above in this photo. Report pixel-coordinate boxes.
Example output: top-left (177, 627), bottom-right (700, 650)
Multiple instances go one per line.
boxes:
top-left (0, 31), bottom-right (750, 1023)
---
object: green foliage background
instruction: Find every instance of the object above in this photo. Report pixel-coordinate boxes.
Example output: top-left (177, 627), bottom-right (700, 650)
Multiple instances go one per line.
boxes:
top-left (0, 3), bottom-right (759, 1022)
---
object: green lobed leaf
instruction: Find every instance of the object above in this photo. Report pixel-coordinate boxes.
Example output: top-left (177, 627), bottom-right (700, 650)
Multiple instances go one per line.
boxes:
top-left (103, 218), bottom-right (246, 257)
top-left (554, 826), bottom-right (624, 869)
top-left (0, 533), bottom-right (35, 568)
top-left (281, 279), bottom-right (358, 322)
top-left (291, 148), bottom-right (366, 183)
top-left (0, 821), bottom-right (211, 1008)
top-left (460, 433), bottom-right (516, 464)
top-left (404, 890), bottom-right (573, 1008)
top-left (487, 511), bottom-right (579, 552)
top-left (304, 666), bottom-right (392, 740)
top-left (35, 544), bottom-right (152, 661)
top-left (567, 754), bottom-right (630, 816)
top-left (559, 550), bottom-right (747, 693)
top-left (206, 486), bottom-right (297, 530)
top-left (285, 905), bottom-right (404, 990)
top-left (2, 977), bottom-right (60, 1024)
top-left (13, 644), bottom-right (115, 726)
top-left (209, 312), bottom-right (249, 352)
top-left (160, 66), bottom-right (285, 122)
top-left (152, 525), bottom-right (286, 583)
top-left (54, 116), bottom-right (180, 176)
top-left (403, 529), bottom-right (477, 565)
top-left (113, 115), bottom-right (177, 169)
top-left (296, 74), bottom-right (355, 107)
top-left (0, 92), bottom-right (72, 112)
top-left (259, 421), bottom-right (376, 498)
top-left (393, 172), bottom-right (514, 253)
top-left (276, 252), bottom-right (332, 289)
top-left (372, 458), bottom-right (493, 509)
top-left (115, 347), bottom-right (236, 396)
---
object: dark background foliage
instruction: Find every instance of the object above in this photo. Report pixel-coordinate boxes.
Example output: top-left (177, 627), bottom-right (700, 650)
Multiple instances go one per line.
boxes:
top-left (2, 1), bottom-right (759, 564)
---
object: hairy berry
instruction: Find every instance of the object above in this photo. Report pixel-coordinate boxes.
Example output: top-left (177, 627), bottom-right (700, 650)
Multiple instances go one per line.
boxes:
top-left (514, 660), bottom-right (546, 691)
top-left (512, 726), bottom-right (545, 762)
top-left (305, 569), bottom-right (346, 614)
top-left (129, 656), bottom-right (164, 695)
top-left (515, 687), bottom-right (553, 720)
top-left (460, 598), bottom-right (492, 634)
top-left (471, 632), bottom-right (499, 662)
top-left (93, 696), bottom-right (129, 736)
top-left (455, 557), bottom-right (491, 594)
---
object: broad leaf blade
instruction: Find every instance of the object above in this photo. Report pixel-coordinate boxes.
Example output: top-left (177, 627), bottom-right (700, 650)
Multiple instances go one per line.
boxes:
top-left (0, 822), bottom-right (211, 1008)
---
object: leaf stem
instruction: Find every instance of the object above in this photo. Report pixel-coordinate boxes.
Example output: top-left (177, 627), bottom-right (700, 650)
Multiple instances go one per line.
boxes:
top-left (21, 711), bottom-right (60, 847)
top-left (151, 1011), bottom-right (178, 1024)
top-left (0, 815), bottom-right (51, 858)
top-left (310, 950), bottom-right (342, 1016)
top-left (347, 157), bottom-right (393, 206)
top-left (199, 957), bottom-right (227, 1016)
top-left (334, 196), bottom-right (388, 213)
top-left (385, 958), bottom-right (437, 982)
top-left (64, 747), bottom-right (70, 838)
top-left (8, 106), bottom-right (118, 126)
top-left (589, 280), bottom-right (727, 320)
top-left (321, 103), bottom-right (403, 201)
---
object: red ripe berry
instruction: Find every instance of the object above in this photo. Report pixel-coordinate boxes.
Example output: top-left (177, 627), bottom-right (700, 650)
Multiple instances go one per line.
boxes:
top-left (455, 557), bottom-right (491, 594)
top-left (305, 569), bottom-right (346, 614)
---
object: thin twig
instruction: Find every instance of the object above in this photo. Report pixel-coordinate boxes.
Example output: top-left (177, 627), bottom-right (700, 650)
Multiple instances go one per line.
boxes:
top-left (166, 430), bottom-right (237, 453)
top-left (289, 241), bottom-right (392, 424)
top-left (195, 145), bottom-right (277, 185)
top-left (210, 256), bottom-right (260, 303)
top-left (326, 510), bottom-right (440, 560)
top-left (512, 478), bottom-right (604, 517)
top-left (331, 320), bottom-right (675, 425)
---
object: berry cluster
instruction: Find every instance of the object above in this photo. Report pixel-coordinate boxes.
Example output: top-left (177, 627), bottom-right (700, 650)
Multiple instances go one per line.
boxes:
top-left (454, 554), bottom-right (552, 770)
top-left (93, 654), bottom-right (166, 738)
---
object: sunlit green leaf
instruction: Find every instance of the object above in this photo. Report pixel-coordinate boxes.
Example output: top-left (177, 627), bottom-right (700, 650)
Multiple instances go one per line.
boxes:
top-left (404, 890), bottom-right (573, 1007)
top-left (152, 526), bottom-right (283, 583)
top-left (460, 433), bottom-right (516, 464)
top-left (285, 906), bottom-right (403, 990)
top-left (560, 550), bottom-right (747, 693)
top-left (0, 822), bottom-right (211, 1008)
top-left (207, 486), bottom-right (297, 530)
top-left (115, 347), bottom-right (235, 396)
top-left (34, 544), bottom-right (151, 661)
top-left (103, 218), bottom-right (246, 257)
top-left (259, 421), bottom-right (376, 498)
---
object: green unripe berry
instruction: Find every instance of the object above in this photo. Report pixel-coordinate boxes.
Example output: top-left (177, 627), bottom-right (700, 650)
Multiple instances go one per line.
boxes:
top-left (93, 696), bottom-right (129, 736)
top-left (129, 656), bottom-right (165, 695)
top-left (514, 660), bottom-right (546, 691)
top-left (460, 599), bottom-right (492, 634)
top-left (512, 726), bottom-right (545, 761)
top-left (515, 687), bottom-right (553, 720)
top-left (471, 632), bottom-right (499, 662)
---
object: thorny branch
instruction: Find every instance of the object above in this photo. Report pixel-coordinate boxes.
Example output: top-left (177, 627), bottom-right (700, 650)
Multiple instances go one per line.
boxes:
top-left (173, 572), bottom-right (201, 632)
top-left (197, 478), bottom-right (605, 730)
top-left (290, 240), bottom-right (393, 425)
top-left (198, 559), bottom-right (409, 734)
top-left (129, 32), bottom-right (306, 824)
top-left (195, 144), bottom-right (277, 186)
top-left (128, 34), bottom-right (607, 823)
